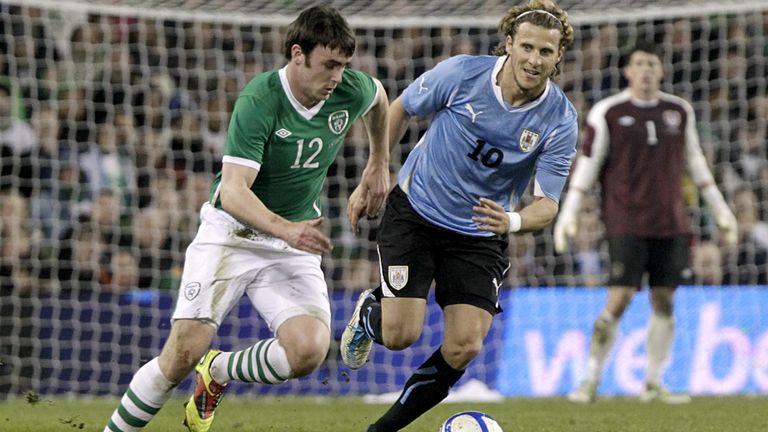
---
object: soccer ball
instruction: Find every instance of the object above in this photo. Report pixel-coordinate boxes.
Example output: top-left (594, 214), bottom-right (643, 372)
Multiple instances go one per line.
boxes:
top-left (438, 411), bottom-right (504, 432)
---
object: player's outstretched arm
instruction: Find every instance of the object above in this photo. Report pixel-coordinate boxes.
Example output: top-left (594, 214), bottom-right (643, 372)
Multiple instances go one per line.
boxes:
top-left (701, 184), bottom-right (738, 246)
top-left (348, 78), bottom-right (390, 234)
top-left (388, 96), bottom-right (411, 148)
top-left (473, 196), bottom-right (558, 235)
top-left (220, 162), bottom-right (331, 254)
top-left (684, 110), bottom-right (738, 247)
top-left (553, 152), bottom-right (601, 253)
top-left (553, 188), bottom-right (582, 253)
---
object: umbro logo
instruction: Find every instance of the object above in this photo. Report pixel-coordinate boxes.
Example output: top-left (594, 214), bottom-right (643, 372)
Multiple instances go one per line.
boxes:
top-left (275, 128), bottom-right (292, 138)
top-left (618, 116), bottom-right (635, 126)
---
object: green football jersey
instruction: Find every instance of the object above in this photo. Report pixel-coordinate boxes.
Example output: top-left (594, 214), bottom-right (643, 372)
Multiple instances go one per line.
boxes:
top-left (209, 67), bottom-right (378, 222)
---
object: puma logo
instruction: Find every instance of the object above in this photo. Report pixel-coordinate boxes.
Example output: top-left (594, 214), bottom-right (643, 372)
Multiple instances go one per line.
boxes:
top-left (417, 77), bottom-right (428, 95)
top-left (492, 277), bottom-right (502, 296)
top-left (465, 103), bottom-right (483, 123)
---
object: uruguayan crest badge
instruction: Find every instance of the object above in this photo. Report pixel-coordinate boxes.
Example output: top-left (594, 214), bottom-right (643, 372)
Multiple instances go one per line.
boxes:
top-left (519, 128), bottom-right (540, 152)
top-left (388, 266), bottom-right (409, 290)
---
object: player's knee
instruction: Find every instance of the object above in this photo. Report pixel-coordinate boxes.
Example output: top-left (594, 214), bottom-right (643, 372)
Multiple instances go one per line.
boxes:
top-left (651, 297), bottom-right (674, 316)
top-left (442, 339), bottom-right (482, 370)
top-left (285, 340), bottom-right (327, 377)
top-left (594, 317), bottom-right (609, 334)
top-left (593, 316), bottom-right (617, 343)
top-left (382, 327), bottom-right (420, 350)
top-left (650, 288), bottom-right (675, 316)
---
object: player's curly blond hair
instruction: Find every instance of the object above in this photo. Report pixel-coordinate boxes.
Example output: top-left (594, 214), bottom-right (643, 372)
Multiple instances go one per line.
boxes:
top-left (492, 0), bottom-right (574, 77)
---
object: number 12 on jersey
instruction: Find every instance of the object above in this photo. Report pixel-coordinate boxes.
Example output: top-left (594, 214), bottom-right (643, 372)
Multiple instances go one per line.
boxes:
top-left (290, 138), bottom-right (323, 169)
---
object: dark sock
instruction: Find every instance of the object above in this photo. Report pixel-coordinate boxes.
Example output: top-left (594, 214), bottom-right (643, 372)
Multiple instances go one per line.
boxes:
top-left (371, 347), bottom-right (464, 432)
top-left (359, 294), bottom-right (384, 345)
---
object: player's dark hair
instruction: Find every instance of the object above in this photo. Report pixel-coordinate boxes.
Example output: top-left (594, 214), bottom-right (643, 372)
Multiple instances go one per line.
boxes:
top-left (284, 5), bottom-right (356, 62)
top-left (492, 0), bottom-right (574, 77)
top-left (624, 40), bottom-right (663, 66)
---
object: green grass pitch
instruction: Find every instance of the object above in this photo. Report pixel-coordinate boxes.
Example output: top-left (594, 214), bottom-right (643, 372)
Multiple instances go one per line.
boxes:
top-left (1, 395), bottom-right (766, 431)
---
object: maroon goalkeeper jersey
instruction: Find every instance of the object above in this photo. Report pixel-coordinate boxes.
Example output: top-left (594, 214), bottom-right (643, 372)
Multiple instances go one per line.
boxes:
top-left (582, 90), bottom-right (694, 237)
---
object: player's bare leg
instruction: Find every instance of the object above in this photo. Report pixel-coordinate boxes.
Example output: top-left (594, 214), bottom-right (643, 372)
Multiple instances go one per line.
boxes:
top-left (569, 286), bottom-right (634, 403)
top-left (380, 297), bottom-right (426, 350)
top-left (275, 315), bottom-right (330, 376)
top-left (184, 315), bottom-right (329, 431)
top-left (104, 320), bottom-right (214, 432)
top-left (640, 287), bottom-right (691, 404)
top-left (341, 288), bottom-right (426, 369)
top-left (368, 304), bottom-right (489, 431)
top-left (159, 320), bottom-right (217, 382)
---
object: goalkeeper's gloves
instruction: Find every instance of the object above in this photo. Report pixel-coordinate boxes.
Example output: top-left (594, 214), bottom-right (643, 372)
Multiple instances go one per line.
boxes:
top-left (553, 189), bottom-right (583, 254)
top-left (715, 209), bottom-right (738, 247)
top-left (701, 185), bottom-right (738, 247)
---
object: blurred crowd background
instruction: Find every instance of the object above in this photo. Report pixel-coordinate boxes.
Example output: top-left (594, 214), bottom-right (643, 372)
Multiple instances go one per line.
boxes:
top-left (0, 2), bottom-right (766, 298)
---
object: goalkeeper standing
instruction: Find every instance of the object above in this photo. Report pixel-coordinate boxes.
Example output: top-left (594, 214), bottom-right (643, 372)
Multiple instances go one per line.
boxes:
top-left (104, 5), bottom-right (390, 432)
top-left (556, 41), bottom-right (737, 404)
top-left (340, 1), bottom-right (577, 430)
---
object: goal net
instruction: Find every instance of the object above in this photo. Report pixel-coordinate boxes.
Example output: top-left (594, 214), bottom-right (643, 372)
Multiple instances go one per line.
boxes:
top-left (1, 0), bottom-right (767, 399)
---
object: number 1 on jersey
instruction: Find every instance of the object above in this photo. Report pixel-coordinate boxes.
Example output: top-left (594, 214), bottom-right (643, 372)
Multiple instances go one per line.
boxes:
top-left (645, 120), bottom-right (658, 145)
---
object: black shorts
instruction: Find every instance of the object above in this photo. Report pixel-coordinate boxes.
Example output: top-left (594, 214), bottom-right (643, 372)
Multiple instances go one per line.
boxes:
top-left (607, 235), bottom-right (690, 288)
top-left (376, 186), bottom-right (509, 315)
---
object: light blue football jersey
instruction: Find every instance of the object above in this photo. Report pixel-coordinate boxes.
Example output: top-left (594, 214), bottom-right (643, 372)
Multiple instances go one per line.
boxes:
top-left (398, 54), bottom-right (578, 236)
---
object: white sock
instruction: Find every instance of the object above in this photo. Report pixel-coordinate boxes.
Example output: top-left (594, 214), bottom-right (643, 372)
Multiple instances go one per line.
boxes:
top-left (646, 313), bottom-right (674, 386)
top-left (104, 358), bottom-right (175, 432)
top-left (586, 311), bottom-right (618, 384)
top-left (210, 338), bottom-right (292, 385)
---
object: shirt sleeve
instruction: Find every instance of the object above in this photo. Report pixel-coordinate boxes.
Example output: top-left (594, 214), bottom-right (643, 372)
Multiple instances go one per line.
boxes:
top-left (567, 99), bottom-right (612, 192)
top-left (400, 55), bottom-right (467, 117)
top-left (682, 99), bottom-right (716, 187)
top-left (222, 95), bottom-right (273, 170)
top-left (344, 69), bottom-right (379, 118)
top-left (533, 107), bottom-right (579, 203)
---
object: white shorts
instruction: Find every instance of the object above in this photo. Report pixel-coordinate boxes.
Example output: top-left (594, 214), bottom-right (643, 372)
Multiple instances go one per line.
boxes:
top-left (172, 203), bottom-right (330, 332)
